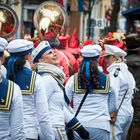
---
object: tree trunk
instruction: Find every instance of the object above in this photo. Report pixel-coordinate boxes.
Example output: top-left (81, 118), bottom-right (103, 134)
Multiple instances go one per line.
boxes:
top-left (87, 0), bottom-right (95, 39)
top-left (110, 0), bottom-right (120, 32)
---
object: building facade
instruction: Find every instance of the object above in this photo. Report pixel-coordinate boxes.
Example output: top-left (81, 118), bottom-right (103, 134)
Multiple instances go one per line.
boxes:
top-left (2, 0), bottom-right (140, 41)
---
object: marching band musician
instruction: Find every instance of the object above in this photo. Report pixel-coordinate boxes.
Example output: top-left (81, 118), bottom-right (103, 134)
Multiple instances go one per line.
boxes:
top-left (65, 44), bottom-right (117, 140)
top-left (103, 44), bottom-right (136, 140)
top-left (6, 39), bottom-right (55, 140)
top-left (0, 37), bottom-right (26, 140)
top-left (32, 41), bottom-right (89, 140)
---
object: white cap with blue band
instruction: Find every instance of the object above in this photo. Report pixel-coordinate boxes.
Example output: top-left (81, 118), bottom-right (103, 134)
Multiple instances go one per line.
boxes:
top-left (32, 41), bottom-right (51, 63)
top-left (6, 39), bottom-right (33, 57)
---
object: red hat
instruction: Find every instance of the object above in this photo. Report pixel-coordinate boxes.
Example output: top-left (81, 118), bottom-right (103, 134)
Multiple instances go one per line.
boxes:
top-left (67, 28), bottom-right (80, 54)
top-left (83, 39), bottom-right (94, 46)
top-left (43, 31), bottom-right (55, 42)
top-left (57, 34), bottom-right (70, 48)
top-left (107, 32), bottom-right (113, 39)
top-left (34, 40), bottom-right (40, 48)
top-left (114, 40), bottom-right (127, 51)
top-left (104, 38), bottom-right (126, 51)
top-left (43, 31), bottom-right (60, 47)
top-left (103, 32), bottom-right (127, 51)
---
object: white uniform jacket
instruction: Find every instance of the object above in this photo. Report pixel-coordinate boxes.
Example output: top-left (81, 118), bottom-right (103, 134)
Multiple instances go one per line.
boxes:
top-left (0, 78), bottom-right (26, 140)
top-left (41, 74), bottom-right (66, 127)
top-left (107, 62), bottom-right (136, 116)
top-left (65, 72), bottom-right (117, 132)
top-left (13, 65), bottom-right (55, 140)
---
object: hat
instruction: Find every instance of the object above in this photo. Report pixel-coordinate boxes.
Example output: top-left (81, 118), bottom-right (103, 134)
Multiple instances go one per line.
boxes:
top-left (6, 39), bottom-right (33, 57)
top-left (80, 44), bottom-right (102, 94)
top-left (43, 31), bottom-right (55, 42)
top-left (0, 37), bottom-right (8, 57)
top-left (83, 39), bottom-right (94, 46)
top-left (81, 44), bottom-right (102, 58)
top-left (67, 28), bottom-right (80, 54)
top-left (32, 41), bottom-right (51, 63)
top-left (107, 32), bottom-right (114, 39)
top-left (103, 44), bottom-right (127, 57)
top-left (43, 31), bottom-right (60, 48)
top-left (57, 34), bottom-right (70, 48)
top-left (104, 35), bottom-right (126, 51)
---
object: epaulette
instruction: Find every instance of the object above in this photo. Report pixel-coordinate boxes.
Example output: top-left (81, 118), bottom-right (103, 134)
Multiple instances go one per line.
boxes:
top-left (114, 68), bottom-right (120, 77)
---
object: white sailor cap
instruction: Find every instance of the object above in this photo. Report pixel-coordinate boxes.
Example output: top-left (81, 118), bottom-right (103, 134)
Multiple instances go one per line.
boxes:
top-left (0, 37), bottom-right (8, 57)
top-left (6, 39), bottom-right (33, 57)
top-left (81, 44), bottom-right (102, 58)
top-left (103, 44), bottom-right (127, 57)
top-left (32, 41), bottom-right (51, 63)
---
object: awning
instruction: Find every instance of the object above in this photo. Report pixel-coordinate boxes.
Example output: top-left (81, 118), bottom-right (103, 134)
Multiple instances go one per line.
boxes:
top-left (122, 7), bottom-right (140, 17)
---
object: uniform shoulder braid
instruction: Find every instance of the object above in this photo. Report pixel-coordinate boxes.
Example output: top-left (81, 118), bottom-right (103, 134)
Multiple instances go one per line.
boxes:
top-left (0, 78), bottom-right (14, 110)
top-left (114, 67), bottom-right (120, 77)
top-left (74, 72), bottom-right (110, 94)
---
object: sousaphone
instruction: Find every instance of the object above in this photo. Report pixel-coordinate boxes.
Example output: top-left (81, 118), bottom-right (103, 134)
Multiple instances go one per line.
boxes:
top-left (34, 1), bottom-right (66, 38)
top-left (0, 4), bottom-right (19, 40)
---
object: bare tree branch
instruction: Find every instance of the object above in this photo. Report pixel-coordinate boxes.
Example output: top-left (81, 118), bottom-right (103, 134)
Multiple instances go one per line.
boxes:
top-left (110, 0), bottom-right (120, 32)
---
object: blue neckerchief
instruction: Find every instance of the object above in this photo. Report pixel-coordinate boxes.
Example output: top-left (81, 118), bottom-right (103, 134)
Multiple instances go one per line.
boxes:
top-left (81, 57), bottom-right (94, 94)
top-left (7, 56), bottom-right (19, 79)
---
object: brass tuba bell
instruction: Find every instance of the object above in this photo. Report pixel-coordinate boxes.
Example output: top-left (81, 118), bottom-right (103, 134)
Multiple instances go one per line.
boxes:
top-left (0, 4), bottom-right (19, 40)
top-left (34, 1), bottom-right (66, 38)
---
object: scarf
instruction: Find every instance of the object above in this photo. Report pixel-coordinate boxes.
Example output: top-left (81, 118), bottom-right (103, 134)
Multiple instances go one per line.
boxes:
top-left (37, 62), bottom-right (66, 85)
top-left (37, 63), bottom-right (70, 105)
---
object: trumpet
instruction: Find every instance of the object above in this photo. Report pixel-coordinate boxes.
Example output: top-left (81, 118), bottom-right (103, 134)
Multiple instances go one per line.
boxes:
top-left (0, 4), bottom-right (19, 41)
top-left (33, 1), bottom-right (67, 38)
